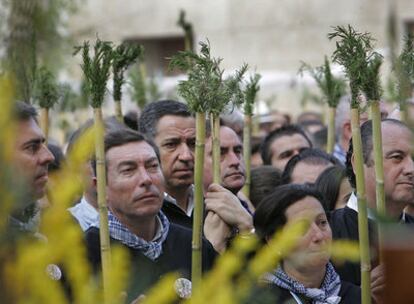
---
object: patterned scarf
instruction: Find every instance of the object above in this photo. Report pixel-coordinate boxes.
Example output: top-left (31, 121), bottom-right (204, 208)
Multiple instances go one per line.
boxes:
top-left (263, 262), bottom-right (341, 304)
top-left (107, 210), bottom-right (170, 260)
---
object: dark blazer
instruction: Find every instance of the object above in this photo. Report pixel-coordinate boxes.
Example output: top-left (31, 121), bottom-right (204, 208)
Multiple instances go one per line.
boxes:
top-left (161, 199), bottom-right (193, 229)
top-left (161, 197), bottom-right (252, 230)
top-left (329, 206), bottom-right (378, 286)
top-left (330, 206), bottom-right (414, 286)
top-left (85, 223), bottom-right (217, 302)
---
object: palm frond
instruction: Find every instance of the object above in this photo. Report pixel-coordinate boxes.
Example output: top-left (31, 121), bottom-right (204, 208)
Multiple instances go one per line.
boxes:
top-left (112, 43), bottom-right (143, 101)
top-left (33, 66), bottom-right (60, 108)
top-left (74, 38), bottom-right (113, 108)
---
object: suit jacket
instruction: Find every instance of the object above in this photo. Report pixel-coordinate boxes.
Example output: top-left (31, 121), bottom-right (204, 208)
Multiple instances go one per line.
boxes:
top-left (85, 223), bottom-right (217, 302)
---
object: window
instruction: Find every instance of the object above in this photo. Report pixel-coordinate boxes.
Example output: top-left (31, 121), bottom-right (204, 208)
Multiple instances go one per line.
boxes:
top-left (125, 36), bottom-right (186, 76)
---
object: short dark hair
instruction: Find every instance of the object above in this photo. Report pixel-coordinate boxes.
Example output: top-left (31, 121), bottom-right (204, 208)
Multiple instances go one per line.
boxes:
top-left (281, 148), bottom-right (341, 184)
top-left (346, 118), bottom-right (410, 188)
top-left (253, 183), bottom-right (327, 242)
top-left (312, 127), bottom-right (328, 150)
top-left (261, 124), bottom-right (312, 165)
top-left (47, 143), bottom-right (65, 172)
top-left (251, 136), bottom-right (263, 155)
top-left (138, 100), bottom-right (192, 139)
top-left (123, 110), bottom-right (139, 131)
top-left (104, 127), bottom-right (160, 161)
top-left (13, 101), bottom-right (37, 121)
top-left (90, 127), bottom-right (161, 178)
top-left (298, 119), bottom-right (324, 130)
top-left (297, 111), bottom-right (323, 124)
top-left (250, 165), bottom-right (282, 208)
top-left (315, 165), bottom-right (348, 211)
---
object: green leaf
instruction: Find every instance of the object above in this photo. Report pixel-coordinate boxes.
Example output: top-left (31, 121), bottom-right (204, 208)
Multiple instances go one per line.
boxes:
top-left (328, 25), bottom-right (374, 107)
top-left (74, 38), bottom-right (113, 108)
top-left (33, 66), bottom-right (60, 109)
top-left (243, 73), bottom-right (261, 115)
top-left (169, 40), bottom-right (247, 114)
top-left (112, 43), bottom-right (143, 101)
top-left (299, 56), bottom-right (346, 107)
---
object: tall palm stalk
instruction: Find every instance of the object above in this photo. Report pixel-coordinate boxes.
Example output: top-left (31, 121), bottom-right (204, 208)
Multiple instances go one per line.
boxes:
top-left (170, 40), bottom-right (229, 288)
top-left (74, 39), bottom-right (113, 302)
top-left (329, 25), bottom-right (372, 304)
top-left (241, 73), bottom-right (261, 198)
top-left (112, 43), bottom-right (143, 122)
top-left (210, 65), bottom-right (247, 184)
top-left (300, 57), bottom-right (345, 153)
top-left (361, 52), bottom-right (386, 262)
top-left (33, 67), bottom-right (60, 142)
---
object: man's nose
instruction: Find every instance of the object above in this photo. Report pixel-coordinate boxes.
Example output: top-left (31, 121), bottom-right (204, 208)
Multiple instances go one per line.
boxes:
top-left (227, 150), bottom-right (241, 168)
top-left (178, 143), bottom-right (193, 161)
top-left (40, 144), bottom-right (55, 165)
top-left (138, 168), bottom-right (152, 187)
top-left (404, 156), bottom-right (414, 176)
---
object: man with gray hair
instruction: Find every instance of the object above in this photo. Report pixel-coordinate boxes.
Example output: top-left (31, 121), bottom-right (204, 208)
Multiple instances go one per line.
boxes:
top-left (333, 95), bottom-right (388, 164)
top-left (331, 119), bottom-right (414, 301)
top-left (220, 108), bottom-right (244, 138)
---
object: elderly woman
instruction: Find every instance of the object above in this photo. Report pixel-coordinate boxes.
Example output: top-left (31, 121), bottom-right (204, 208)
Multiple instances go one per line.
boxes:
top-left (253, 184), bottom-right (360, 304)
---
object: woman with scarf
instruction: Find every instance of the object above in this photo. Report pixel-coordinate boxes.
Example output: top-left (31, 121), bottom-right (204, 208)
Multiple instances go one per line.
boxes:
top-left (253, 184), bottom-right (360, 304)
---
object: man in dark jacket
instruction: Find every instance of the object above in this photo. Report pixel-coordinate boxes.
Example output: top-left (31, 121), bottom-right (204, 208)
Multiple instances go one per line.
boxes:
top-left (138, 101), bottom-right (253, 253)
top-left (330, 119), bottom-right (414, 301)
top-left (203, 125), bottom-right (254, 252)
top-left (138, 100), bottom-right (196, 228)
top-left (9, 101), bottom-right (54, 235)
top-left (85, 127), bottom-right (216, 302)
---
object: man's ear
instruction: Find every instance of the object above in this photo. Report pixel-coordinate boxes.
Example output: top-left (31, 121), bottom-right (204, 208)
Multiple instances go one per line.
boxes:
top-left (343, 121), bottom-right (352, 142)
top-left (92, 176), bottom-right (97, 189)
top-left (351, 152), bottom-right (355, 172)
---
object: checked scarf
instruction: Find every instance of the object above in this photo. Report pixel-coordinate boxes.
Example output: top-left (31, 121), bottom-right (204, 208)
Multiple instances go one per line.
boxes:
top-left (263, 262), bottom-right (341, 304)
top-left (107, 210), bottom-right (170, 260)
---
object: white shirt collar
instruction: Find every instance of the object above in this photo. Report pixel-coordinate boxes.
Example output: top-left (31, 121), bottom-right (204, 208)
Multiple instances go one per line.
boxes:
top-left (68, 196), bottom-right (99, 231)
top-left (152, 215), bottom-right (163, 241)
top-left (163, 185), bottom-right (194, 216)
top-left (346, 192), bottom-right (375, 220)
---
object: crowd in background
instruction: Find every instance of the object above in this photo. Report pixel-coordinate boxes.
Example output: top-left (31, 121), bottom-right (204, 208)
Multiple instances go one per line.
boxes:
top-left (7, 95), bottom-right (414, 303)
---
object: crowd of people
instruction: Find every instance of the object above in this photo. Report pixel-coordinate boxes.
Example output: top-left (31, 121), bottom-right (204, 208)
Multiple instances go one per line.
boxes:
top-left (7, 96), bottom-right (414, 303)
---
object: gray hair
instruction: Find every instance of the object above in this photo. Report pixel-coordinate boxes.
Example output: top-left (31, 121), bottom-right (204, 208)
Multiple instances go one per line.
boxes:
top-left (220, 108), bottom-right (244, 131)
top-left (335, 95), bottom-right (351, 141)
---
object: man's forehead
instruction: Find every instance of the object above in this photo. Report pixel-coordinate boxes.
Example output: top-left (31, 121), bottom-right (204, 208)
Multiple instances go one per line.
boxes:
top-left (382, 123), bottom-right (414, 152)
top-left (274, 133), bottom-right (308, 144)
top-left (273, 134), bottom-right (309, 154)
top-left (158, 128), bottom-right (196, 140)
top-left (220, 127), bottom-right (241, 147)
top-left (15, 118), bottom-right (44, 147)
top-left (107, 141), bottom-right (157, 163)
top-left (155, 115), bottom-right (195, 135)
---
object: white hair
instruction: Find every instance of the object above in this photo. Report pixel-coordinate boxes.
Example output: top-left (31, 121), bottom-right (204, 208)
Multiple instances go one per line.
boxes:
top-left (335, 95), bottom-right (351, 141)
